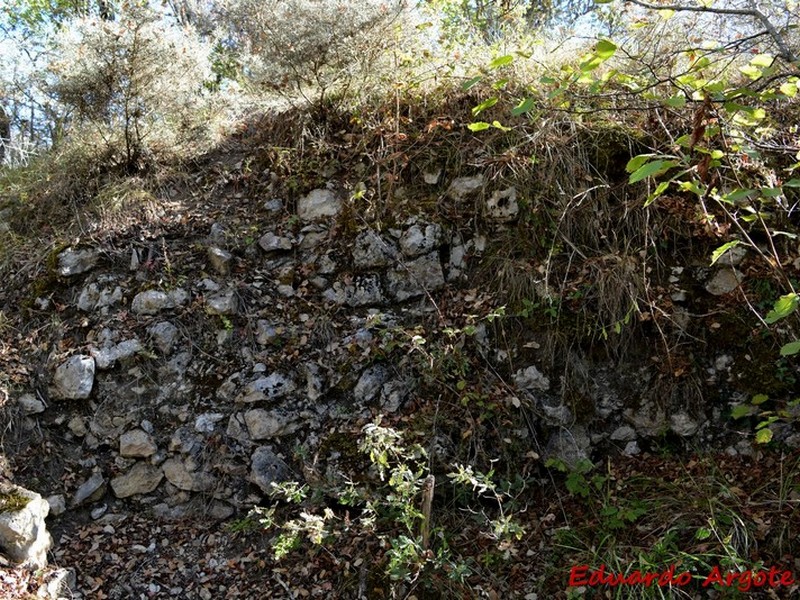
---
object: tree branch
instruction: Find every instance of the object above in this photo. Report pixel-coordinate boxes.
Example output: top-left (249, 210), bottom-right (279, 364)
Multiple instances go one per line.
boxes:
top-left (624, 0), bottom-right (797, 63)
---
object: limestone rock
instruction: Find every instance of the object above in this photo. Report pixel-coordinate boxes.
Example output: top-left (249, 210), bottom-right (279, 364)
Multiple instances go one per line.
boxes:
top-left (250, 446), bottom-right (289, 494)
top-left (345, 275), bottom-right (385, 307)
top-left (354, 365), bottom-right (390, 403)
top-left (162, 458), bottom-right (216, 492)
top-left (380, 378), bottom-right (412, 413)
top-left (399, 223), bottom-right (442, 258)
top-left (670, 412), bottom-right (700, 437)
top-left (353, 230), bottom-right (396, 269)
top-left (0, 484), bottom-right (52, 569)
top-left (297, 188), bottom-right (341, 221)
top-left (259, 232), bottom-right (293, 253)
top-left (131, 289), bottom-right (187, 315)
top-left (208, 247), bottom-right (233, 275)
top-left (57, 248), bottom-right (98, 277)
top-left (238, 373), bottom-right (296, 403)
top-left (610, 425), bottom-right (636, 442)
top-left (255, 321), bottom-right (278, 345)
top-left (544, 426), bottom-right (591, 468)
top-left (77, 282), bottom-right (123, 312)
top-left (52, 355), bottom-right (95, 400)
top-left (17, 393), bottom-right (45, 415)
top-left (149, 321), bottom-right (179, 354)
top-left (91, 338), bottom-right (142, 369)
top-left (72, 472), bottom-right (105, 507)
top-left (386, 252), bottom-right (445, 301)
top-left (447, 176), bottom-right (484, 201)
top-left (486, 187), bottom-right (518, 222)
top-left (110, 463), bottom-right (164, 498)
top-left (195, 413), bottom-right (225, 433)
top-left (244, 408), bottom-right (298, 440)
top-left (119, 429), bottom-right (157, 458)
top-left (206, 290), bottom-right (238, 315)
top-left (705, 269), bottom-right (743, 296)
top-left (513, 365), bottom-right (550, 392)
top-left (46, 495), bottom-right (66, 517)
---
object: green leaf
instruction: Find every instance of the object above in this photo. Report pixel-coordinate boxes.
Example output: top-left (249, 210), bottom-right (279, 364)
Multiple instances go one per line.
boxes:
top-left (755, 428), bottom-right (773, 444)
top-left (511, 97), bottom-right (536, 116)
top-left (644, 181), bottom-right (670, 207)
top-left (721, 188), bottom-right (755, 204)
top-left (730, 404), bottom-right (753, 419)
top-left (629, 160), bottom-right (678, 183)
top-left (761, 186), bottom-right (783, 198)
top-left (462, 76), bottom-right (482, 91)
top-left (491, 121), bottom-right (511, 131)
top-left (626, 154), bottom-right (655, 173)
top-left (783, 179), bottom-right (800, 187)
top-left (595, 39), bottom-right (617, 59)
top-left (710, 241), bottom-right (742, 266)
top-left (780, 81), bottom-right (798, 97)
top-left (489, 55), bottom-right (514, 69)
top-left (664, 95), bottom-right (686, 108)
top-left (750, 54), bottom-right (774, 68)
top-left (751, 394), bottom-right (769, 405)
top-left (472, 97), bottom-right (498, 116)
top-left (780, 340), bottom-right (800, 356)
top-left (467, 122), bottom-right (490, 132)
top-left (765, 293), bottom-right (799, 324)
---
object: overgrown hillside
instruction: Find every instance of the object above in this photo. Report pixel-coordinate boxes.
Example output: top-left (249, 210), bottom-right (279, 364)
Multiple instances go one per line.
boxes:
top-left (1, 1), bottom-right (800, 598)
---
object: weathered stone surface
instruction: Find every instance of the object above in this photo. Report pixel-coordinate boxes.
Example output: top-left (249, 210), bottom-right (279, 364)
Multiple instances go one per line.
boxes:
top-left (447, 176), bottom-right (484, 201)
top-left (380, 378), bottom-right (412, 413)
top-left (149, 321), bottom-right (179, 354)
top-left (72, 472), bottom-right (105, 507)
top-left (58, 248), bottom-right (98, 276)
top-left (52, 355), bottom-right (95, 400)
top-left (626, 400), bottom-right (667, 438)
top-left (77, 282), bottom-right (123, 312)
top-left (670, 412), bottom-right (701, 437)
top-left (110, 463), bottom-right (164, 498)
top-left (354, 365), bottom-right (390, 403)
top-left (206, 290), bottom-right (238, 315)
top-left (46, 495), bottom-right (66, 517)
top-left (297, 188), bottom-right (340, 221)
top-left (255, 320), bottom-right (278, 345)
top-left (399, 223), bottom-right (442, 258)
top-left (119, 429), bottom-right (157, 458)
top-left (238, 373), bottom-right (296, 403)
top-left (544, 426), bottom-right (591, 468)
top-left (131, 289), bottom-right (187, 314)
top-left (705, 269), bottom-right (743, 296)
top-left (162, 458), bottom-right (216, 492)
top-left (353, 230), bottom-right (396, 268)
top-left (226, 413), bottom-right (249, 441)
top-left (0, 484), bottom-right (52, 569)
top-left (386, 252), bottom-right (445, 301)
top-left (195, 413), bottom-right (225, 433)
top-left (38, 567), bottom-right (75, 599)
top-left (91, 338), bottom-right (142, 369)
top-left (345, 275), bottom-right (385, 307)
top-left (17, 393), bottom-right (45, 415)
top-left (513, 365), bottom-right (550, 392)
top-left (610, 425), bottom-right (636, 442)
top-left (208, 247), bottom-right (233, 275)
top-left (486, 187), bottom-right (519, 222)
top-left (250, 446), bottom-right (289, 494)
top-left (259, 232), bottom-right (293, 253)
top-left (244, 408), bottom-right (298, 440)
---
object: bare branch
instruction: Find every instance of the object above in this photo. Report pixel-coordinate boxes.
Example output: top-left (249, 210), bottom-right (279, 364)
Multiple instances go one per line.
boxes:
top-left (624, 0), bottom-right (797, 63)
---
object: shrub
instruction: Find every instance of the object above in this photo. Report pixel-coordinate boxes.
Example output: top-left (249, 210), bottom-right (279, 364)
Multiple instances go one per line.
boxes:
top-left (48, 5), bottom-right (216, 171)
top-left (219, 0), bottom-right (410, 106)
